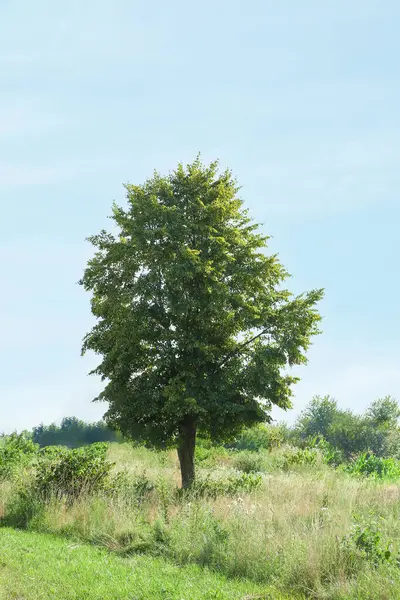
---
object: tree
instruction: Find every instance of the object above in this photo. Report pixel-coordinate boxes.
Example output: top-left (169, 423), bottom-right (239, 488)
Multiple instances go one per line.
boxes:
top-left (32, 417), bottom-right (120, 448)
top-left (294, 395), bottom-right (400, 460)
top-left (366, 396), bottom-right (400, 429)
top-left (327, 411), bottom-right (374, 459)
top-left (80, 157), bottom-right (324, 487)
top-left (294, 395), bottom-right (339, 440)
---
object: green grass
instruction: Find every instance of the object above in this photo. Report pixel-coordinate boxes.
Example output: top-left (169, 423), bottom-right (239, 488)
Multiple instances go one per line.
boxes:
top-left (0, 528), bottom-right (282, 600)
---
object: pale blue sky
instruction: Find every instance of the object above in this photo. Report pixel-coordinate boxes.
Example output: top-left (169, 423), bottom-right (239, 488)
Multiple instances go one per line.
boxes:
top-left (1, 0), bottom-right (399, 432)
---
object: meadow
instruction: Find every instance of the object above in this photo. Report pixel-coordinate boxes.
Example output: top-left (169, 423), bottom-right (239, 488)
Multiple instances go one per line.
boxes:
top-left (1, 433), bottom-right (400, 599)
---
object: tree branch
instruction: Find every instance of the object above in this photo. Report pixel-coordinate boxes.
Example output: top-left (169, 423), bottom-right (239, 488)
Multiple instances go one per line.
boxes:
top-left (213, 327), bottom-right (270, 373)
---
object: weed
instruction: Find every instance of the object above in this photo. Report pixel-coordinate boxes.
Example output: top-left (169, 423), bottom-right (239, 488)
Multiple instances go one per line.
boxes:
top-left (341, 514), bottom-right (394, 568)
top-left (344, 452), bottom-right (400, 481)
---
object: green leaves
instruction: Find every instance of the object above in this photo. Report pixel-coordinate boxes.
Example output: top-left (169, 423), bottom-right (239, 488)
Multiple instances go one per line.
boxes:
top-left (35, 443), bottom-right (114, 500)
top-left (80, 157), bottom-right (324, 449)
top-left (0, 433), bottom-right (38, 481)
top-left (294, 395), bottom-right (400, 461)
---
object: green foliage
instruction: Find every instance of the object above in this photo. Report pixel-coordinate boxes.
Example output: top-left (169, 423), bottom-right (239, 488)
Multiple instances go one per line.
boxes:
top-left (5, 441), bottom-right (400, 597)
top-left (279, 446), bottom-right (319, 470)
top-left (328, 412), bottom-right (382, 459)
top-left (32, 417), bottom-right (122, 448)
top-left (305, 435), bottom-right (344, 465)
top-left (384, 428), bottom-right (400, 460)
top-left (342, 514), bottom-right (394, 568)
top-left (114, 471), bottom-right (156, 506)
top-left (79, 156), bottom-right (323, 485)
top-left (295, 395), bottom-right (339, 440)
top-left (2, 486), bottom-right (45, 529)
top-left (366, 396), bottom-right (400, 429)
top-left (194, 444), bottom-right (229, 466)
top-left (344, 452), bottom-right (400, 481)
top-left (232, 451), bottom-right (265, 473)
top-left (0, 432), bottom-right (38, 480)
top-left (295, 395), bottom-right (400, 462)
top-left (227, 423), bottom-right (287, 452)
top-left (191, 473), bottom-right (262, 499)
top-left (34, 443), bottom-right (115, 499)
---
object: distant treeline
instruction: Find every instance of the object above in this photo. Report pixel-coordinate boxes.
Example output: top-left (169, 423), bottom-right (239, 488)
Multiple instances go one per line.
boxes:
top-left (15, 394), bottom-right (400, 459)
top-left (31, 417), bottom-right (124, 448)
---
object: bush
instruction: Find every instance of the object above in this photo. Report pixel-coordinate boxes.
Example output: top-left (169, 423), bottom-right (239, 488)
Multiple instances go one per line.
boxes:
top-left (0, 432), bottom-right (38, 480)
top-left (191, 473), bottom-right (262, 499)
top-left (294, 395), bottom-right (400, 461)
top-left (34, 443), bottom-right (115, 500)
top-left (344, 452), bottom-right (400, 481)
top-left (228, 424), bottom-right (285, 452)
top-left (305, 435), bottom-right (344, 465)
top-left (385, 428), bottom-right (400, 460)
top-left (2, 485), bottom-right (45, 529)
top-left (341, 514), bottom-right (394, 568)
top-left (195, 443), bottom-right (229, 467)
top-left (279, 447), bottom-right (319, 470)
top-left (232, 451), bottom-right (265, 473)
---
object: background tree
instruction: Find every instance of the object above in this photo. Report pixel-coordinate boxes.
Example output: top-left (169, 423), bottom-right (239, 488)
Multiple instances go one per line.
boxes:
top-left (294, 395), bottom-right (400, 460)
top-left (366, 396), bottom-right (400, 429)
top-left (80, 157), bottom-right (324, 487)
top-left (294, 395), bottom-right (339, 440)
top-left (32, 418), bottom-right (121, 448)
top-left (365, 396), bottom-right (400, 458)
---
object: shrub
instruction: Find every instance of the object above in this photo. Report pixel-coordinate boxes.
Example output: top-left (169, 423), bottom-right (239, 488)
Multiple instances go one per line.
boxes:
top-left (32, 417), bottom-right (123, 448)
top-left (228, 424), bottom-right (285, 452)
top-left (341, 514), bottom-right (394, 568)
top-left (2, 485), bottom-right (45, 529)
top-left (34, 443), bottom-right (115, 500)
top-left (344, 452), bottom-right (400, 481)
top-left (385, 428), bottom-right (400, 460)
top-left (195, 443), bottom-right (229, 467)
top-left (305, 435), bottom-right (344, 466)
top-left (279, 447), bottom-right (319, 470)
top-left (191, 473), bottom-right (262, 499)
top-left (232, 451), bottom-right (265, 473)
top-left (0, 432), bottom-right (38, 480)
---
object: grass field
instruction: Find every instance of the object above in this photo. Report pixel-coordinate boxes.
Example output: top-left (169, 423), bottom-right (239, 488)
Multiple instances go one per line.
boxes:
top-left (2, 442), bottom-right (400, 599)
top-left (0, 528), bottom-right (277, 600)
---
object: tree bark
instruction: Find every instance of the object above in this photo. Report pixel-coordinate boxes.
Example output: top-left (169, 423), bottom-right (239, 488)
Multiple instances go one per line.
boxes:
top-left (177, 417), bottom-right (197, 489)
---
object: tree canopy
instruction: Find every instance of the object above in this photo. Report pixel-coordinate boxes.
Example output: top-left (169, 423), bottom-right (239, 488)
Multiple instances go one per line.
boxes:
top-left (294, 394), bottom-right (400, 460)
top-left (32, 417), bottom-right (121, 448)
top-left (80, 157), bottom-right (324, 486)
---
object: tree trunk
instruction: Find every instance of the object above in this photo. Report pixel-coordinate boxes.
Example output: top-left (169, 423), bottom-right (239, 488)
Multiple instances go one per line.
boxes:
top-left (177, 417), bottom-right (197, 489)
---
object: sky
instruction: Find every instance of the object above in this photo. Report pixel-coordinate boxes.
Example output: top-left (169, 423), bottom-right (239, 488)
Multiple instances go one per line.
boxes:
top-left (1, 0), bottom-right (399, 432)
